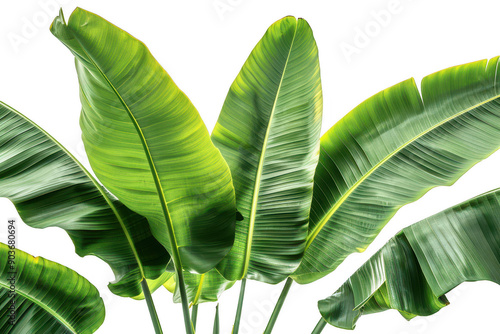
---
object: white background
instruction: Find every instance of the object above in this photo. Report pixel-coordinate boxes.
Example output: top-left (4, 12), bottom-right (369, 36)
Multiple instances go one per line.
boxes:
top-left (0, 0), bottom-right (499, 333)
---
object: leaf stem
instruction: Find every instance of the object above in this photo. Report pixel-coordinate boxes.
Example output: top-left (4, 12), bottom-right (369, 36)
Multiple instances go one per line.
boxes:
top-left (191, 303), bottom-right (199, 331)
top-left (311, 318), bottom-right (327, 334)
top-left (263, 277), bottom-right (293, 333)
top-left (213, 304), bottom-right (220, 334)
top-left (141, 279), bottom-right (163, 334)
top-left (232, 279), bottom-right (247, 334)
top-left (174, 266), bottom-right (193, 334)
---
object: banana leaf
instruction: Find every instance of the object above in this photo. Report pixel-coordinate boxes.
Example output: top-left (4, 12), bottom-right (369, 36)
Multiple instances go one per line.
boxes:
top-left (169, 270), bottom-right (235, 305)
top-left (136, 266), bottom-right (234, 305)
top-left (293, 57), bottom-right (500, 283)
top-left (50, 8), bottom-right (236, 275)
top-left (211, 16), bottom-right (322, 284)
top-left (132, 255), bottom-right (234, 303)
top-left (0, 243), bottom-right (105, 333)
top-left (0, 101), bottom-right (169, 297)
top-left (318, 188), bottom-right (500, 329)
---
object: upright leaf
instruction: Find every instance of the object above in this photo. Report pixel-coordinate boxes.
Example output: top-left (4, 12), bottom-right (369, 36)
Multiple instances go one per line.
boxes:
top-left (213, 304), bottom-right (220, 334)
top-left (212, 16), bottom-right (322, 283)
top-left (294, 57), bottom-right (500, 283)
top-left (0, 243), bottom-right (105, 334)
top-left (318, 188), bottom-right (500, 329)
top-left (0, 101), bottom-right (168, 297)
top-left (50, 8), bottom-right (236, 274)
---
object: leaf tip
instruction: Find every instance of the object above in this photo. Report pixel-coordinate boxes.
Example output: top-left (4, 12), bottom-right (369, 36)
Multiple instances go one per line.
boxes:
top-left (49, 7), bottom-right (66, 35)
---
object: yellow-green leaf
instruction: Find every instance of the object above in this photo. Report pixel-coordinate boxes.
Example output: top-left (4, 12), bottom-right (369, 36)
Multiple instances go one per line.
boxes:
top-left (50, 8), bottom-right (237, 274)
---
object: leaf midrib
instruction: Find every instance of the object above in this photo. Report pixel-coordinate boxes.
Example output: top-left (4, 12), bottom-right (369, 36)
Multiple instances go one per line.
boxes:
top-left (0, 274), bottom-right (78, 333)
top-left (192, 274), bottom-right (205, 305)
top-left (304, 93), bottom-right (500, 251)
top-left (67, 24), bottom-right (182, 268)
top-left (241, 19), bottom-right (299, 279)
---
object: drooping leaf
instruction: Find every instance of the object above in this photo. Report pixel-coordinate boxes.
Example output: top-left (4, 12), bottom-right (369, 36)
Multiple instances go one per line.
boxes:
top-left (318, 188), bottom-right (500, 329)
top-left (0, 243), bottom-right (105, 333)
top-left (0, 101), bottom-right (169, 297)
top-left (50, 8), bottom-right (237, 274)
top-left (293, 57), bottom-right (500, 283)
top-left (211, 16), bottom-right (322, 283)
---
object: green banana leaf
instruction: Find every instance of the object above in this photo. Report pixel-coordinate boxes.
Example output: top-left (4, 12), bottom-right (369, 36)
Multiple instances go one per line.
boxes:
top-left (211, 16), bottom-right (322, 283)
top-left (0, 101), bottom-right (169, 297)
top-left (131, 271), bottom-right (176, 301)
top-left (318, 188), bottom-right (500, 330)
top-left (148, 268), bottom-right (234, 305)
top-left (0, 243), bottom-right (105, 333)
top-left (50, 8), bottom-right (236, 274)
top-left (293, 57), bottom-right (500, 283)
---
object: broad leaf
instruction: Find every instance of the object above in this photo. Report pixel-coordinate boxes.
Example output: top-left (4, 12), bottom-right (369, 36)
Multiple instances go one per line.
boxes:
top-left (0, 243), bottom-right (105, 333)
top-left (318, 188), bottom-right (500, 329)
top-left (212, 16), bottom-right (322, 283)
top-left (0, 101), bottom-right (168, 297)
top-left (293, 57), bottom-right (500, 283)
top-left (51, 8), bottom-right (237, 274)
